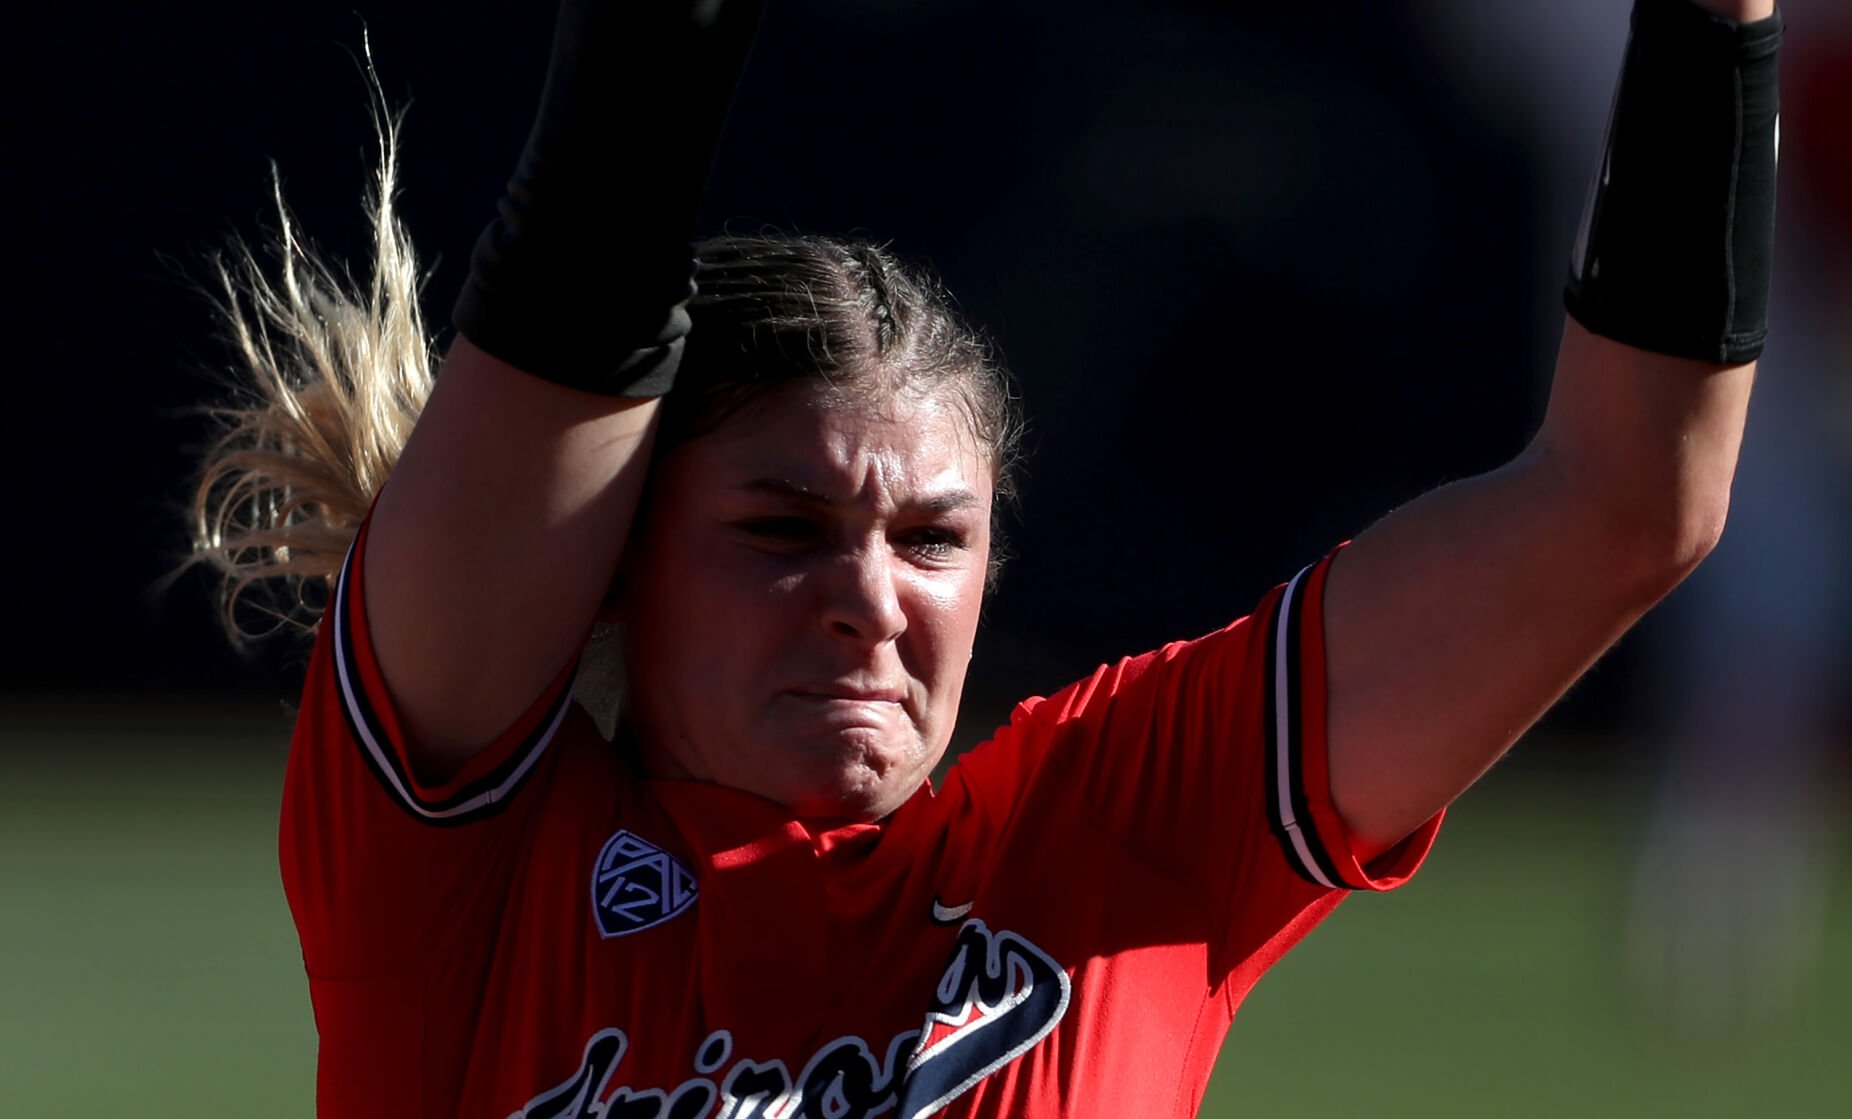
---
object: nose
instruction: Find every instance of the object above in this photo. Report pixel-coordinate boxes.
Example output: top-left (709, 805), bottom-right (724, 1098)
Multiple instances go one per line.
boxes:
top-left (820, 545), bottom-right (907, 646)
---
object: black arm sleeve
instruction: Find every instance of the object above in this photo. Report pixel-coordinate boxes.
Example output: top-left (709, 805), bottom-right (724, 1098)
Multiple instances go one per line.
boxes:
top-left (452, 0), bottom-right (765, 394)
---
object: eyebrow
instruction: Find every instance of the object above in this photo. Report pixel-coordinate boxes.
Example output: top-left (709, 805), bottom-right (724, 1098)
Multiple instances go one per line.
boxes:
top-left (738, 477), bottom-right (983, 516)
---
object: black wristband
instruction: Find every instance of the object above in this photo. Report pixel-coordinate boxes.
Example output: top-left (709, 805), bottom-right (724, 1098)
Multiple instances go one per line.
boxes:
top-left (1564, 0), bottom-right (1782, 365)
top-left (453, 0), bottom-right (764, 395)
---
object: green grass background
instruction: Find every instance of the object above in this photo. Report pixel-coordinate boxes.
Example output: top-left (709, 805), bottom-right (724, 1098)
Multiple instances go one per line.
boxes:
top-left (3, 700), bottom-right (1845, 1117)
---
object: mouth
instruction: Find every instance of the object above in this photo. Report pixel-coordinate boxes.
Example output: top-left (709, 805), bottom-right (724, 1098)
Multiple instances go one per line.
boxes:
top-left (789, 683), bottom-right (908, 705)
top-left (781, 686), bottom-right (912, 734)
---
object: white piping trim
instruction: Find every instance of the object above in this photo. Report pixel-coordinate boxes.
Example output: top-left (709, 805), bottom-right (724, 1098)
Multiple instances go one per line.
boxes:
top-left (1272, 564), bottom-right (1336, 889)
top-left (330, 544), bottom-right (571, 821)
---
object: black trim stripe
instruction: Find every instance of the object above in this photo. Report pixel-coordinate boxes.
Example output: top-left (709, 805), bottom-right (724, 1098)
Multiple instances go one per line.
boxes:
top-left (1264, 563), bottom-right (1346, 889)
top-left (330, 540), bottom-right (575, 826)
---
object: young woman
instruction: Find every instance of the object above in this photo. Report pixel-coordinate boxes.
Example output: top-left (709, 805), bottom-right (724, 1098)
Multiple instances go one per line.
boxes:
top-left (191, 1), bottom-right (1783, 1115)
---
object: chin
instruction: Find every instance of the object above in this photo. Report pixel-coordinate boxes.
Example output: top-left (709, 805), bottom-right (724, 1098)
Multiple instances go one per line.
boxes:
top-left (784, 747), bottom-right (932, 823)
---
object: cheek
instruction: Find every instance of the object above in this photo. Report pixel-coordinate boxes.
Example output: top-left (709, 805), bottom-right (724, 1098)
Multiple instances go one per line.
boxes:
top-left (909, 572), bottom-right (986, 671)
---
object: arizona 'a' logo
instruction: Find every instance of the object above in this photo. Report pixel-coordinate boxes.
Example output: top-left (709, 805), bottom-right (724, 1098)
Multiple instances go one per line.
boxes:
top-left (591, 830), bottom-right (698, 938)
top-left (895, 918), bottom-right (1071, 1119)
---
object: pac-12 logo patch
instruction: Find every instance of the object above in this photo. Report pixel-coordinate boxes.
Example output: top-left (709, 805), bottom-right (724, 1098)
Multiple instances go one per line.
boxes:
top-left (591, 830), bottom-right (697, 938)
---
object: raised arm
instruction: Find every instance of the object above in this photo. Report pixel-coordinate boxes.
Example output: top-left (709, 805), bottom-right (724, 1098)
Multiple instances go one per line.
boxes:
top-left (1320, 0), bottom-right (1782, 858)
top-left (364, 0), bottom-right (763, 776)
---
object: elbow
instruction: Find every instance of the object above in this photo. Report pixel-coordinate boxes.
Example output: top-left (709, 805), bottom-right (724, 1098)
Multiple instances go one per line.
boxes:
top-left (1530, 439), bottom-right (1735, 604)
top-left (1603, 478), bottom-right (1732, 603)
top-left (1671, 487), bottom-right (1731, 574)
top-left (1530, 321), bottom-right (1755, 602)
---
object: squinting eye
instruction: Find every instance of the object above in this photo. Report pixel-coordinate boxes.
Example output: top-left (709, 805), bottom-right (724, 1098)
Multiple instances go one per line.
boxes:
top-left (899, 527), bottom-right (966, 558)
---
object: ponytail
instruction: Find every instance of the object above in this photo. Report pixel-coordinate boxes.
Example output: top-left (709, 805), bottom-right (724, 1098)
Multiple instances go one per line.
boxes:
top-left (186, 101), bottom-right (433, 643)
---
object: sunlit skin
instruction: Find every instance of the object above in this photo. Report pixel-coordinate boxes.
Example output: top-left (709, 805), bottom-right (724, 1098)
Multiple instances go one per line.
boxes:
top-left (616, 381), bottom-right (994, 822)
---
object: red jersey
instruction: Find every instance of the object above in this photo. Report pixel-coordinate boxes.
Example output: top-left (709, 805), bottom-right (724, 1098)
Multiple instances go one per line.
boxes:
top-left (281, 525), bottom-right (1440, 1118)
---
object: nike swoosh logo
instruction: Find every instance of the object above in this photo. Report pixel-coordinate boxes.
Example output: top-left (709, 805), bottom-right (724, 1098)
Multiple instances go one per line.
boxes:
top-left (931, 898), bottom-right (974, 924)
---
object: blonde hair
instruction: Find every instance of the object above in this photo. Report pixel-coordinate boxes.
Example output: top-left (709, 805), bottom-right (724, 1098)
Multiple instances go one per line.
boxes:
top-left (186, 101), bottom-right (434, 644)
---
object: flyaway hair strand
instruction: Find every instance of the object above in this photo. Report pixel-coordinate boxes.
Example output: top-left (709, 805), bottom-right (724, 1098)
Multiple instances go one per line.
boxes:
top-left (187, 92), bottom-right (435, 644)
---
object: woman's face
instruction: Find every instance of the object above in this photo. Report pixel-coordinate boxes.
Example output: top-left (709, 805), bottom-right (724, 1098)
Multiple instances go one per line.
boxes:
top-left (618, 380), bottom-right (993, 821)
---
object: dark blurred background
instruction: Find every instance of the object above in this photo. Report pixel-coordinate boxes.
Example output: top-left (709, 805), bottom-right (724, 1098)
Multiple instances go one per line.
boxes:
top-left (5, 1), bottom-right (1850, 1115)
top-left (6, 0), bottom-right (1549, 699)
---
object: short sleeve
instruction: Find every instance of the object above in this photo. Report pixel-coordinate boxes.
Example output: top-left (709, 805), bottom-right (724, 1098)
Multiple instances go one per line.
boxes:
top-left (1257, 552), bottom-right (1441, 892)
top-left (946, 550), bottom-right (1442, 969)
top-left (280, 519), bottom-right (579, 979)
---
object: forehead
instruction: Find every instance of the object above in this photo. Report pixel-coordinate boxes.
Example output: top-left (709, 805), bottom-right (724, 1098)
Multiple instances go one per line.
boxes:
top-left (678, 382), bottom-right (994, 505)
